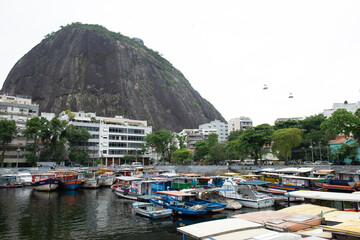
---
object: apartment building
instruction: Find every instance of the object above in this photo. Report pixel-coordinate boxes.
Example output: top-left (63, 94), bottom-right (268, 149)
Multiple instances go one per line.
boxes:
top-left (59, 111), bottom-right (152, 166)
top-left (227, 116), bottom-right (253, 133)
top-left (0, 94), bottom-right (39, 166)
top-left (199, 119), bottom-right (228, 142)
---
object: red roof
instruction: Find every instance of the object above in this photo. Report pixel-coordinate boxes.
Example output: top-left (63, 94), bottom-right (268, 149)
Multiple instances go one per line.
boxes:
top-left (329, 135), bottom-right (353, 145)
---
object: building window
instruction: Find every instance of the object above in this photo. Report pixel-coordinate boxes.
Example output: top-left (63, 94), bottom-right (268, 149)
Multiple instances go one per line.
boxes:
top-left (102, 150), bottom-right (107, 154)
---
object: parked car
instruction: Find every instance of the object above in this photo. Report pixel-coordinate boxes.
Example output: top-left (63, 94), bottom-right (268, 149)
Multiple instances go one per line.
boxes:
top-left (302, 161), bottom-right (315, 165)
top-left (314, 161), bottom-right (332, 165)
top-left (131, 162), bottom-right (142, 167)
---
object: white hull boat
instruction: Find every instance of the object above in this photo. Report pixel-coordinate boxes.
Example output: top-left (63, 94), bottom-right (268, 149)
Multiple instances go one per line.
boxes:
top-left (218, 179), bottom-right (275, 208)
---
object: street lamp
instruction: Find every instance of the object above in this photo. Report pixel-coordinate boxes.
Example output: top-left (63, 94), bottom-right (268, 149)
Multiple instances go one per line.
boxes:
top-left (309, 141), bottom-right (314, 163)
top-left (16, 146), bottom-right (21, 168)
top-left (319, 141), bottom-right (322, 161)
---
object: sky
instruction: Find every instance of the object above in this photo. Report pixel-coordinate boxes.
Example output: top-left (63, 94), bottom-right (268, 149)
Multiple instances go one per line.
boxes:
top-left (1, 0), bottom-right (360, 126)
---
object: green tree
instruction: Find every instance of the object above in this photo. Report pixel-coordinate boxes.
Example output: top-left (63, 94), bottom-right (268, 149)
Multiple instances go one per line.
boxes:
top-left (65, 125), bottom-right (92, 165)
top-left (206, 142), bottom-right (226, 164)
top-left (172, 148), bottom-right (192, 164)
top-left (0, 120), bottom-right (17, 167)
top-left (332, 142), bottom-right (360, 164)
top-left (24, 117), bottom-right (46, 157)
top-left (145, 130), bottom-right (174, 164)
top-left (193, 141), bottom-right (208, 162)
top-left (234, 124), bottom-right (274, 165)
top-left (207, 133), bottom-right (219, 148)
top-left (227, 129), bottom-right (243, 142)
top-left (321, 108), bottom-right (360, 144)
top-left (176, 134), bottom-right (187, 149)
top-left (24, 153), bottom-right (39, 167)
top-left (40, 118), bottom-right (68, 163)
top-left (272, 128), bottom-right (303, 164)
top-left (274, 120), bottom-right (300, 130)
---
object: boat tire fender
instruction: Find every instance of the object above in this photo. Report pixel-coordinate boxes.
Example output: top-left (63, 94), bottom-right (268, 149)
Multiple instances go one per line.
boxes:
top-left (172, 209), bottom-right (178, 216)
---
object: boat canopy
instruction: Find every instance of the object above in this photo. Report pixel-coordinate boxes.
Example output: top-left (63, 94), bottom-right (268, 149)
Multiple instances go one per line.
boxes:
top-left (286, 190), bottom-right (360, 202)
top-left (155, 191), bottom-right (195, 197)
top-left (238, 180), bottom-right (271, 185)
top-left (281, 175), bottom-right (327, 181)
top-left (115, 176), bottom-right (142, 181)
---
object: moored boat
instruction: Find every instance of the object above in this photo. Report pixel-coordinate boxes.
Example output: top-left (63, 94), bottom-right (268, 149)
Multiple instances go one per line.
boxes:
top-left (57, 174), bottom-right (81, 190)
top-left (150, 191), bottom-right (208, 216)
top-left (315, 182), bottom-right (356, 192)
top-left (112, 176), bottom-right (153, 200)
top-left (218, 178), bottom-right (275, 208)
top-left (132, 202), bottom-right (172, 219)
top-left (32, 174), bottom-right (60, 191)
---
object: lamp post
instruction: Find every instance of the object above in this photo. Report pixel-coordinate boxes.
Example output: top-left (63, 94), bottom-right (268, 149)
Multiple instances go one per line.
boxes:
top-left (319, 141), bottom-right (322, 161)
top-left (309, 141), bottom-right (314, 163)
top-left (16, 146), bottom-right (21, 168)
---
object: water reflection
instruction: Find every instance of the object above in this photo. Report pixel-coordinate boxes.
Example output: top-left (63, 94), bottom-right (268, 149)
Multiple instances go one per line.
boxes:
top-left (0, 188), bottom-right (278, 239)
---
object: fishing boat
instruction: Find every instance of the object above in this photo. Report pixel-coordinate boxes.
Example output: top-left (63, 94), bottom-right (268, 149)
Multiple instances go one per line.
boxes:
top-left (198, 189), bottom-right (242, 210)
top-left (0, 175), bottom-right (23, 188)
top-left (81, 172), bottom-right (100, 189)
top-left (267, 175), bottom-right (327, 191)
top-left (132, 202), bottom-right (172, 219)
top-left (17, 169), bottom-right (33, 186)
top-left (218, 178), bottom-right (275, 208)
top-left (99, 172), bottom-right (115, 187)
top-left (150, 191), bottom-right (207, 216)
top-left (32, 174), bottom-right (60, 191)
top-left (57, 174), bottom-right (81, 190)
top-left (112, 176), bottom-right (154, 200)
top-left (314, 182), bottom-right (356, 192)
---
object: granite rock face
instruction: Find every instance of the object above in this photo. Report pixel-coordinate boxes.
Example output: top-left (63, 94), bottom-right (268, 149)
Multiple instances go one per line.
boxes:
top-left (1, 24), bottom-right (225, 131)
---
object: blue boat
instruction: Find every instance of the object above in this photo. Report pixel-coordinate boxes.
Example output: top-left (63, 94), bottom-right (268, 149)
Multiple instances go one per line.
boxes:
top-left (150, 191), bottom-right (208, 216)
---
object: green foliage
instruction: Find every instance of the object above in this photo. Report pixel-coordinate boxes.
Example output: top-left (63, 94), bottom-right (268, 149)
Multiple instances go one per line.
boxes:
top-left (206, 142), bottom-right (226, 164)
top-left (321, 109), bottom-right (360, 144)
top-left (24, 117), bottom-right (45, 155)
top-left (24, 153), bottom-right (39, 167)
top-left (69, 151), bottom-right (90, 165)
top-left (227, 129), bottom-right (244, 142)
top-left (145, 130), bottom-right (174, 163)
top-left (0, 120), bottom-right (17, 167)
top-left (172, 148), bottom-right (192, 164)
top-left (233, 124), bottom-right (274, 165)
top-left (332, 142), bottom-right (359, 164)
top-left (207, 133), bottom-right (219, 148)
top-left (193, 141), bottom-right (208, 162)
top-left (274, 120), bottom-right (300, 130)
top-left (272, 128), bottom-right (303, 163)
top-left (176, 134), bottom-right (188, 149)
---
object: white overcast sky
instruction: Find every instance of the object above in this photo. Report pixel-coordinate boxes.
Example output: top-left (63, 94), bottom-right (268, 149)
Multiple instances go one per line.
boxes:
top-left (1, 0), bottom-right (360, 126)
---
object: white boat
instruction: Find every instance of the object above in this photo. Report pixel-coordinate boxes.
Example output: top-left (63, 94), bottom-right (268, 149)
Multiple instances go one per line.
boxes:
top-left (132, 202), bottom-right (172, 219)
top-left (33, 174), bottom-right (60, 191)
top-left (199, 190), bottom-right (242, 210)
top-left (17, 169), bottom-right (33, 186)
top-left (81, 172), bottom-right (100, 189)
top-left (111, 176), bottom-right (153, 200)
top-left (218, 178), bottom-right (274, 208)
top-left (99, 172), bottom-right (115, 187)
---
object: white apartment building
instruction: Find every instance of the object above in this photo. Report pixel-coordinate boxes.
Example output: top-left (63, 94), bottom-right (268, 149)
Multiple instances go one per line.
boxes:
top-left (323, 101), bottom-right (359, 118)
top-left (227, 116), bottom-right (253, 133)
top-left (199, 119), bottom-right (228, 142)
top-left (0, 94), bottom-right (39, 166)
top-left (178, 129), bottom-right (204, 150)
top-left (274, 117), bottom-right (304, 123)
top-left (60, 111), bottom-right (152, 166)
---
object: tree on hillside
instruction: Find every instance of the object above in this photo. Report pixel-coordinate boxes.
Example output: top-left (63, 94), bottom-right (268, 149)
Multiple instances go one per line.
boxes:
top-left (272, 128), bottom-right (303, 164)
top-left (23, 117), bottom-right (46, 166)
top-left (234, 124), bottom-right (274, 165)
top-left (321, 108), bottom-right (360, 144)
top-left (145, 130), bottom-right (174, 164)
top-left (0, 120), bottom-right (17, 167)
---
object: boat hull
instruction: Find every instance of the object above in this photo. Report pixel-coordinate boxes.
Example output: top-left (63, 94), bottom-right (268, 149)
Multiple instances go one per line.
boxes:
top-left (34, 179), bottom-right (60, 191)
top-left (114, 188), bottom-right (141, 200)
top-left (132, 202), bottom-right (172, 219)
top-left (81, 179), bottom-right (100, 189)
top-left (62, 180), bottom-right (81, 190)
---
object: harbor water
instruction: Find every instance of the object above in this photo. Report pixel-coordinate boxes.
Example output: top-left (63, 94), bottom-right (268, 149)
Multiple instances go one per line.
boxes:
top-left (0, 187), bottom-right (279, 239)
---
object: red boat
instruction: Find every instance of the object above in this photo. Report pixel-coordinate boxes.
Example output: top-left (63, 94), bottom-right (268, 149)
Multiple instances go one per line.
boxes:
top-left (315, 182), bottom-right (355, 192)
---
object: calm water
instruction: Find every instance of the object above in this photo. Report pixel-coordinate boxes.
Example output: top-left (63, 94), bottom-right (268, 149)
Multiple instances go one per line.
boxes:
top-left (0, 187), bottom-right (277, 239)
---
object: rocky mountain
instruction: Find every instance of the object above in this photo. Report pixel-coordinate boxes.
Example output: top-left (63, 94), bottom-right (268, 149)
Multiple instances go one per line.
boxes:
top-left (1, 23), bottom-right (225, 131)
